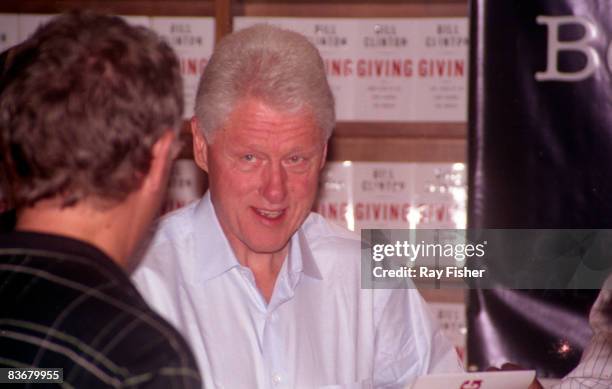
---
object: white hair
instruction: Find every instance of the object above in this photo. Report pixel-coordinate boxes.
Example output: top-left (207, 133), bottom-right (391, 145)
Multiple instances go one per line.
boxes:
top-left (194, 24), bottom-right (335, 142)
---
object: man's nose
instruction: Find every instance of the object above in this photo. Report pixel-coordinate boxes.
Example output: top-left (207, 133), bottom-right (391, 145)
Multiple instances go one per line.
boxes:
top-left (261, 162), bottom-right (287, 204)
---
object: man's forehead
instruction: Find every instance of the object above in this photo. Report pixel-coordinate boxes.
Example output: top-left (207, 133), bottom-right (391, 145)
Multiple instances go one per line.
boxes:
top-left (219, 98), bottom-right (324, 141)
top-left (218, 127), bottom-right (325, 154)
top-left (227, 98), bottom-right (313, 124)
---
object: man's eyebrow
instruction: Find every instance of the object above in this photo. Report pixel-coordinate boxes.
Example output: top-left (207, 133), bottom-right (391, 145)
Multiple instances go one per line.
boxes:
top-left (222, 143), bottom-right (266, 156)
top-left (285, 146), bottom-right (320, 155)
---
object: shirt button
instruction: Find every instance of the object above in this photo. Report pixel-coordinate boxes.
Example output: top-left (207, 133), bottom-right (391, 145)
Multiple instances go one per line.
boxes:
top-left (272, 373), bottom-right (282, 384)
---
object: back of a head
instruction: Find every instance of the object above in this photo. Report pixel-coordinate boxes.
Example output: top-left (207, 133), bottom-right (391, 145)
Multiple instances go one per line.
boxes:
top-left (0, 11), bottom-right (183, 208)
top-left (194, 24), bottom-right (335, 142)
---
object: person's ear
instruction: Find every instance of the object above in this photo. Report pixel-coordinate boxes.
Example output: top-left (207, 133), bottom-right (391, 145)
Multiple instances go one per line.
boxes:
top-left (144, 130), bottom-right (176, 192)
top-left (319, 142), bottom-right (328, 170)
top-left (191, 117), bottom-right (210, 173)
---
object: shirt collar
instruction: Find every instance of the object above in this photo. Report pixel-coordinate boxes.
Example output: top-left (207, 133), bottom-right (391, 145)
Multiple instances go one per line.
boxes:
top-left (192, 192), bottom-right (241, 284)
top-left (192, 192), bottom-right (322, 284)
top-left (293, 228), bottom-right (323, 280)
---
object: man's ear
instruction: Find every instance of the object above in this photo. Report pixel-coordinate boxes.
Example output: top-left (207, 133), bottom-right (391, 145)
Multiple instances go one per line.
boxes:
top-left (191, 117), bottom-right (209, 173)
top-left (144, 129), bottom-right (176, 192)
top-left (319, 142), bottom-right (328, 170)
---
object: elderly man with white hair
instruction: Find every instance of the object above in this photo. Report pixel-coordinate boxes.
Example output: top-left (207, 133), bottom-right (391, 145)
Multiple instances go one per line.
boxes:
top-left (133, 24), bottom-right (462, 388)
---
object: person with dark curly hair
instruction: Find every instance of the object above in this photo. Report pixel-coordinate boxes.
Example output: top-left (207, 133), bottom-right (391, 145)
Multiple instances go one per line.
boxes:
top-left (0, 11), bottom-right (202, 388)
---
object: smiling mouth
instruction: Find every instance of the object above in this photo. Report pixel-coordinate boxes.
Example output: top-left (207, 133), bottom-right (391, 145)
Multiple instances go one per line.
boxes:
top-left (254, 208), bottom-right (285, 219)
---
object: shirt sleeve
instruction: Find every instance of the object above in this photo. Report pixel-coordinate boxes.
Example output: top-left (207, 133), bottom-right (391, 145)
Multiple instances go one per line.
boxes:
top-left (554, 277), bottom-right (612, 389)
top-left (372, 287), bottom-right (464, 388)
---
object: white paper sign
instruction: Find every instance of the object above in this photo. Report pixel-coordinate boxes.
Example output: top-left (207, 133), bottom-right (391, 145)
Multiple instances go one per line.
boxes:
top-left (315, 162), bottom-right (466, 231)
top-left (151, 17), bottom-right (215, 118)
top-left (234, 17), bottom-right (468, 122)
top-left (0, 14), bottom-right (18, 52)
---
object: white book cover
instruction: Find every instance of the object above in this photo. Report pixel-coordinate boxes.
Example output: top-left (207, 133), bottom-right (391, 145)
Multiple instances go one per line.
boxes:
top-left (234, 17), bottom-right (468, 122)
top-left (151, 17), bottom-right (215, 118)
top-left (316, 162), bottom-right (467, 231)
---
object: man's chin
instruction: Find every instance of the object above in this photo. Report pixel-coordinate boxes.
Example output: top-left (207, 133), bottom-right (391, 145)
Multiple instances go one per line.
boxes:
top-left (247, 240), bottom-right (290, 256)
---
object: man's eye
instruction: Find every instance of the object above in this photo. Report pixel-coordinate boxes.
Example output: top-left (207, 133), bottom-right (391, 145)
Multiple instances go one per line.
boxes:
top-left (243, 154), bottom-right (255, 162)
top-left (288, 155), bottom-right (304, 164)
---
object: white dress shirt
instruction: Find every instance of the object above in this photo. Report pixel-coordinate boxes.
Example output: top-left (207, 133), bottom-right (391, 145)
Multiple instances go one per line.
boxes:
top-left (133, 193), bottom-right (462, 388)
top-left (555, 276), bottom-right (612, 389)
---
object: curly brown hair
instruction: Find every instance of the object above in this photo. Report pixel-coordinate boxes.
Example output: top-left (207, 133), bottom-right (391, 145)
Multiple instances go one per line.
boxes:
top-left (0, 11), bottom-right (183, 208)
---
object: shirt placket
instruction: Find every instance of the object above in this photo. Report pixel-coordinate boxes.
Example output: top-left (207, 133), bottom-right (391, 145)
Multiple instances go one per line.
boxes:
top-left (263, 305), bottom-right (285, 388)
top-left (263, 270), bottom-right (301, 389)
top-left (238, 256), bottom-right (301, 389)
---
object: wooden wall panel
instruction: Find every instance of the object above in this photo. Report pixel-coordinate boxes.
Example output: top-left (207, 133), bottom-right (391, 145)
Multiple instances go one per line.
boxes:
top-left (215, 0), bottom-right (233, 42)
top-left (334, 122), bottom-right (466, 139)
top-left (329, 136), bottom-right (466, 162)
top-left (234, 0), bottom-right (468, 18)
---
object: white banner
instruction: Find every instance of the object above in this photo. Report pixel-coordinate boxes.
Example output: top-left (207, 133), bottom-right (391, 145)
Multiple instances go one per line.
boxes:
top-left (151, 17), bottom-right (215, 118)
top-left (315, 162), bottom-right (466, 231)
top-left (234, 17), bottom-right (468, 122)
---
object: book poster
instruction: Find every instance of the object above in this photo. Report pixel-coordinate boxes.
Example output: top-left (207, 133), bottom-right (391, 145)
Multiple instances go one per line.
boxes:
top-left (234, 17), bottom-right (468, 122)
top-left (151, 17), bottom-right (215, 118)
top-left (314, 162), bottom-right (466, 231)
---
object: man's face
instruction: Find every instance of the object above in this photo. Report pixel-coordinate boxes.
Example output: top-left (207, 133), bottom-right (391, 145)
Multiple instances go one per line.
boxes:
top-left (194, 98), bottom-right (327, 259)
